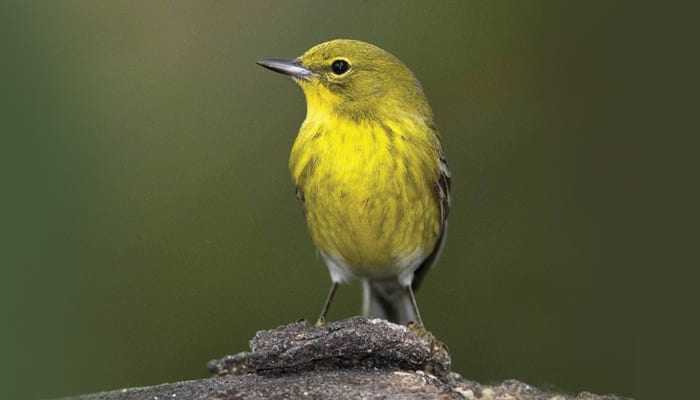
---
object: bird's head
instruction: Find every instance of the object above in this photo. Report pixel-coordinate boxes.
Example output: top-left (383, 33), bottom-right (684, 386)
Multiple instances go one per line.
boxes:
top-left (257, 39), bottom-right (432, 122)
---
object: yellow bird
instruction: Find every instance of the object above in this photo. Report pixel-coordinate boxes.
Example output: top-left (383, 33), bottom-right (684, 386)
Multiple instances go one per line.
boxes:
top-left (257, 39), bottom-right (450, 325)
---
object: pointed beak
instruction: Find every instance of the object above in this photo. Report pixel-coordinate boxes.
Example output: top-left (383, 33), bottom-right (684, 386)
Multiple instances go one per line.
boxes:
top-left (256, 58), bottom-right (317, 80)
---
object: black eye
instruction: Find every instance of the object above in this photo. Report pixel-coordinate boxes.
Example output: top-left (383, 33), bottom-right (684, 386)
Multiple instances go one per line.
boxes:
top-left (330, 59), bottom-right (350, 75)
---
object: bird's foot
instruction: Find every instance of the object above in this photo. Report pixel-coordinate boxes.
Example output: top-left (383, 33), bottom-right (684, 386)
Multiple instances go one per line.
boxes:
top-left (407, 320), bottom-right (449, 354)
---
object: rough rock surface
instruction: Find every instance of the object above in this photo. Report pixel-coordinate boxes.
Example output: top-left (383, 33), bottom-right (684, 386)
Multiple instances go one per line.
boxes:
top-left (65, 317), bottom-right (631, 400)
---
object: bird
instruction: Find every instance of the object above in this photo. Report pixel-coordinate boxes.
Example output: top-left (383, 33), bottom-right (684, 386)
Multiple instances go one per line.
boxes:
top-left (257, 39), bottom-right (450, 326)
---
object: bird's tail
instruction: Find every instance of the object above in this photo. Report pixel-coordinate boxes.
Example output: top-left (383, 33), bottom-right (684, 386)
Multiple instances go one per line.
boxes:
top-left (362, 280), bottom-right (419, 325)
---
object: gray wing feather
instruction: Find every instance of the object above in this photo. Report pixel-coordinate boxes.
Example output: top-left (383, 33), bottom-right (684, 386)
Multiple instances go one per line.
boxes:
top-left (411, 154), bottom-right (451, 291)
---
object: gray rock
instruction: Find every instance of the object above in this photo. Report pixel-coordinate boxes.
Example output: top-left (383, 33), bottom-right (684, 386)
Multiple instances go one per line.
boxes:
top-left (65, 317), bottom-right (631, 400)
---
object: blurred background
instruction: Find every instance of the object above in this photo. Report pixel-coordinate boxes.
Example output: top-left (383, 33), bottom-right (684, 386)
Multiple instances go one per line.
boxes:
top-left (3, 1), bottom-right (671, 398)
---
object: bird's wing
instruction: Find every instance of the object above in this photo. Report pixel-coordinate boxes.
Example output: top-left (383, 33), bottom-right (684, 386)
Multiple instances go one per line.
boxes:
top-left (295, 186), bottom-right (306, 214)
top-left (411, 153), bottom-right (451, 291)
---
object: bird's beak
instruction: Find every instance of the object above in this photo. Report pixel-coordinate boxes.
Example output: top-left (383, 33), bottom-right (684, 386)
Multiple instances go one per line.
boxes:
top-left (256, 58), bottom-right (317, 80)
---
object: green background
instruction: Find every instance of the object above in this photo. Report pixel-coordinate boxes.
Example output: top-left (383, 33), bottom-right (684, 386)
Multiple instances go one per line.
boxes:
top-left (1, 1), bottom-right (652, 398)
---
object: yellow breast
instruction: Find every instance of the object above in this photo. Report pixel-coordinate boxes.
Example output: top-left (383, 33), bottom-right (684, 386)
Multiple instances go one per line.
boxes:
top-left (290, 112), bottom-right (442, 279)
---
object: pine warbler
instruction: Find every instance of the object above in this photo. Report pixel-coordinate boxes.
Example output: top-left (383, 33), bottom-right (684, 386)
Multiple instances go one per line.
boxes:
top-left (257, 39), bottom-right (450, 325)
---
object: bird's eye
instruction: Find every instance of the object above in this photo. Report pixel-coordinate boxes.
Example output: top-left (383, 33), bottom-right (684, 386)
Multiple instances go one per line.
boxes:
top-left (330, 59), bottom-right (350, 75)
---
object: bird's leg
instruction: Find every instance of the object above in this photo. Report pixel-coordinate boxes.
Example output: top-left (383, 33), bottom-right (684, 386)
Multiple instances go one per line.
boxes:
top-left (316, 282), bottom-right (338, 326)
top-left (405, 286), bottom-right (447, 357)
top-left (407, 284), bottom-right (423, 327)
